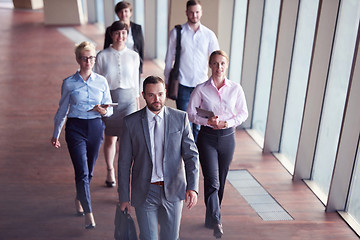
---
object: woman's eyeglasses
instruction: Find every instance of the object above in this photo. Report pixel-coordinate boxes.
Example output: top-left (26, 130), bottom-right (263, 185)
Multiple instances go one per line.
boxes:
top-left (79, 56), bottom-right (96, 62)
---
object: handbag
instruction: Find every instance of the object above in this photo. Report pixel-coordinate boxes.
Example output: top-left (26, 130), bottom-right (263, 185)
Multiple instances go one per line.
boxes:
top-left (114, 204), bottom-right (138, 240)
top-left (167, 25), bottom-right (182, 100)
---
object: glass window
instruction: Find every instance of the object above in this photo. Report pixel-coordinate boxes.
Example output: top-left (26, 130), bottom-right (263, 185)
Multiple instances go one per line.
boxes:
top-left (311, 0), bottom-right (360, 200)
top-left (347, 140), bottom-right (360, 224)
top-left (134, 0), bottom-right (145, 31)
top-left (95, 0), bottom-right (105, 25)
top-left (228, 0), bottom-right (247, 84)
top-left (114, 0), bottom-right (121, 20)
top-left (252, 0), bottom-right (281, 137)
top-left (279, 0), bottom-right (319, 167)
top-left (156, 0), bottom-right (168, 61)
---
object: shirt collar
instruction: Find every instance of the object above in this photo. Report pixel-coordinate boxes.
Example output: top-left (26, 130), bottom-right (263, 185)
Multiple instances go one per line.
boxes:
top-left (110, 46), bottom-right (127, 54)
top-left (209, 77), bottom-right (230, 92)
top-left (185, 22), bottom-right (203, 33)
top-left (75, 70), bottom-right (95, 83)
top-left (146, 107), bottom-right (165, 122)
top-left (209, 77), bottom-right (230, 89)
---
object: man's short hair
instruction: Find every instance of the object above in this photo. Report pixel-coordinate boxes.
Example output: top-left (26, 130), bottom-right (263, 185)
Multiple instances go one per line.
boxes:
top-left (143, 76), bottom-right (165, 92)
top-left (186, 0), bottom-right (201, 9)
top-left (115, 1), bottom-right (132, 14)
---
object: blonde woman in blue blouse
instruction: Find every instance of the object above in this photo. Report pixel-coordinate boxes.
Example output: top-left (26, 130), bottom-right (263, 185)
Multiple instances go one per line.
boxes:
top-left (187, 50), bottom-right (248, 238)
top-left (51, 41), bottom-right (113, 229)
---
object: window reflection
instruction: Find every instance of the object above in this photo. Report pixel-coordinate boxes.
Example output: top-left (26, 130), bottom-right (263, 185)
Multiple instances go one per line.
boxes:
top-left (311, 0), bottom-right (360, 200)
top-left (279, 0), bottom-right (319, 168)
top-left (252, 0), bottom-right (281, 137)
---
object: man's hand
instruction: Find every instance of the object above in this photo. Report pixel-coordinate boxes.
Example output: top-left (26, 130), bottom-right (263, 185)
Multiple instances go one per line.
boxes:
top-left (185, 190), bottom-right (198, 209)
top-left (119, 202), bottom-right (131, 213)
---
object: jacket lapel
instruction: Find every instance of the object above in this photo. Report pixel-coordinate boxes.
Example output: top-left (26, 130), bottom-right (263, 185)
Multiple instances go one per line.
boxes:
top-left (140, 108), bottom-right (152, 159)
top-left (163, 107), bottom-right (170, 162)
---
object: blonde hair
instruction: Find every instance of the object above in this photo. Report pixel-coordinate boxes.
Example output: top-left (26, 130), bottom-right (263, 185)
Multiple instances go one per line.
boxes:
top-left (209, 50), bottom-right (229, 65)
top-left (74, 41), bottom-right (96, 58)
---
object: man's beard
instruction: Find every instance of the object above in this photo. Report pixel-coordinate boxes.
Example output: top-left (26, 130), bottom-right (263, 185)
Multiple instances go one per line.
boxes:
top-left (188, 18), bottom-right (199, 25)
top-left (147, 101), bottom-right (163, 112)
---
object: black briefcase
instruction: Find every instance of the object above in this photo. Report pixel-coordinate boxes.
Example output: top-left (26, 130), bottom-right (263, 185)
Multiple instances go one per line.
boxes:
top-left (114, 204), bottom-right (137, 240)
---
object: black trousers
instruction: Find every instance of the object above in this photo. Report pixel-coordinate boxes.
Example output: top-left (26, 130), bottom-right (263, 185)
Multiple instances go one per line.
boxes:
top-left (65, 118), bottom-right (105, 213)
top-left (197, 126), bottom-right (235, 226)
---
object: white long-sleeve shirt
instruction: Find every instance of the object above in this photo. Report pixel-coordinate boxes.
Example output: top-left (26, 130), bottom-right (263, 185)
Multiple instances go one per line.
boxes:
top-left (164, 23), bottom-right (219, 87)
top-left (94, 46), bottom-right (140, 97)
top-left (187, 77), bottom-right (248, 128)
top-left (53, 71), bottom-right (113, 139)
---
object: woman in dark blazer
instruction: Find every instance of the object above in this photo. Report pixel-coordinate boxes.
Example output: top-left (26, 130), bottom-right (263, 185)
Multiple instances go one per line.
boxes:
top-left (103, 1), bottom-right (144, 74)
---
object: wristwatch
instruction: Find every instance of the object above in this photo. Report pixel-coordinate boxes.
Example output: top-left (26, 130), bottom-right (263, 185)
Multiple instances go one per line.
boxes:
top-left (224, 121), bottom-right (228, 128)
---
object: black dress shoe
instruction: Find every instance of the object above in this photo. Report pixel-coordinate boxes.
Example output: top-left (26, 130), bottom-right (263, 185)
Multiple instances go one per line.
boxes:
top-left (213, 223), bottom-right (223, 239)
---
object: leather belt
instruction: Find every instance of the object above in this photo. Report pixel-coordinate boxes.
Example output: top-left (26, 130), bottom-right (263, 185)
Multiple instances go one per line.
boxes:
top-left (151, 181), bottom-right (164, 186)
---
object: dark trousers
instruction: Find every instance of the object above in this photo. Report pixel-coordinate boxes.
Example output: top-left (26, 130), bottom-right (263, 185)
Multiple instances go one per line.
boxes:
top-left (197, 126), bottom-right (235, 226)
top-left (65, 118), bottom-right (105, 213)
top-left (176, 84), bottom-right (200, 141)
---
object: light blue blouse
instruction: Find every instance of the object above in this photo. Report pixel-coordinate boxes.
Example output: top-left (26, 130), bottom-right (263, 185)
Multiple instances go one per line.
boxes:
top-left (53, 71), bottom-right (113, 139)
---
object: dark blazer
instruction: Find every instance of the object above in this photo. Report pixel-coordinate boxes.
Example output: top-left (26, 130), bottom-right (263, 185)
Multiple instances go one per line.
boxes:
top-left (118, 106), bottom-right (199, 207)
top-left (104, 22), bottom-right (144, 73)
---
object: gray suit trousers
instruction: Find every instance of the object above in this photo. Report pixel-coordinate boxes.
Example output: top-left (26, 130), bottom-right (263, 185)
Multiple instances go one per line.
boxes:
top-left (135, 184), bottom-right (183, 240)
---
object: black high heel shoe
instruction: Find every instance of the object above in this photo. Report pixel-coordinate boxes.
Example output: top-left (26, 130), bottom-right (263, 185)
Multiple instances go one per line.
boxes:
top-left (75, 199), bottom-right (85, 217)
top-left (105, 168), bottom-right (116, 187)
top-left (105, 180), bottom-right (116, 187)
top-left (76, 211), bottom-right (85, 217)
top-left (85, 223), bottom-right (96, 229)
top-left (85, 213), bottom-right (96, 229)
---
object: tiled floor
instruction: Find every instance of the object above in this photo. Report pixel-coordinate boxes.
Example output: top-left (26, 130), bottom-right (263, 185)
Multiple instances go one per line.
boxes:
top-left (227, 170), bottom-right (293, 221)
top-left (0, 6), bottom-right (358, 240)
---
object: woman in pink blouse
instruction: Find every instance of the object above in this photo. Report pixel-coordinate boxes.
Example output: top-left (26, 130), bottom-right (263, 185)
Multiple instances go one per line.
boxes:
top-left (187, 50), bottom-right (248, 239)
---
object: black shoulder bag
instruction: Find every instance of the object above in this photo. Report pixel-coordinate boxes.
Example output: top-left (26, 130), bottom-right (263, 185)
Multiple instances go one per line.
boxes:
top-left (167, 25), bottom-right (182, 100)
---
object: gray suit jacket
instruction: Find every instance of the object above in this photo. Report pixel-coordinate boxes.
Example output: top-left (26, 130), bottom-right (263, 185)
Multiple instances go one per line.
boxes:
top-left (118, 106), bottom-right (199, 207)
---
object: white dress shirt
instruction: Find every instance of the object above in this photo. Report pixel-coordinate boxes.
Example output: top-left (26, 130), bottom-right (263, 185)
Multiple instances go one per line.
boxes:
top-left (146, 107), bottom-right (165, 183)
top-left (125, 27), bottom-right (135, 51)
top-left (94, 46), bottom-right (140, 97)
top-left (164, 23), bottom-right (219, 87)
top-left (187, 77), bottom-right (248, 128)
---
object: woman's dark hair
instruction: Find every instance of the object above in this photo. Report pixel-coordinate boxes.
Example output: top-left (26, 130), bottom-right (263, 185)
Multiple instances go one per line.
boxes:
top-left (110, 21), bottom-right (129, 34)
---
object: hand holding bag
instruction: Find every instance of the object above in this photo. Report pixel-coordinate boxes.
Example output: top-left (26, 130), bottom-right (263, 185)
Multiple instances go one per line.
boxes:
top-left (114, 204), bottom-right (137, 240)
top-left (167, 25), bottom-right (182, 100)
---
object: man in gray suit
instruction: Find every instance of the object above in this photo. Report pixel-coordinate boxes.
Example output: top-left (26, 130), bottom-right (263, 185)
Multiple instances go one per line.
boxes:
top-left (118, 76), bottom-right (199, 240)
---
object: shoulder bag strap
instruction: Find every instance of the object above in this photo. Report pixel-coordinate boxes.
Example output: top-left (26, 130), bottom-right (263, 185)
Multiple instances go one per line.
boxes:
top-left (173, 25), bottom-right (182, 70)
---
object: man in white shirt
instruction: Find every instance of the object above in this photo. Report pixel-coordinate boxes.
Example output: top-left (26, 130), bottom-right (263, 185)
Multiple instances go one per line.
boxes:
top-left (164, 0), bottom-right (219, 140)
